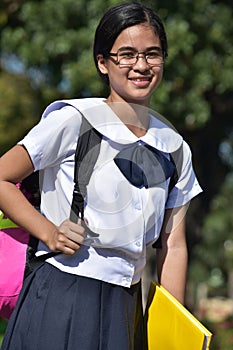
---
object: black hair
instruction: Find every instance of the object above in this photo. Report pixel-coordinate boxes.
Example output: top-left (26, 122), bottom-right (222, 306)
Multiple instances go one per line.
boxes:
top-left (93, 2), bottom-right (168, 84)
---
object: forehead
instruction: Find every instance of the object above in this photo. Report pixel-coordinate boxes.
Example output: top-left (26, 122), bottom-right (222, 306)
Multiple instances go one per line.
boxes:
top-left (111, 24), bottom-right (161, 51)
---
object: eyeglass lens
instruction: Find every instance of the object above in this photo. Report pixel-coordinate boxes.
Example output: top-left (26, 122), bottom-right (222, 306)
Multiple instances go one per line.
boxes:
top-left (117, 49), bottom-right (163, 66)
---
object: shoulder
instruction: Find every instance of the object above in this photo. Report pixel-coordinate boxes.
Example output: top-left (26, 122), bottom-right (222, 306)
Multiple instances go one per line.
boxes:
top-left (41, 98), bottom-right (106, 120)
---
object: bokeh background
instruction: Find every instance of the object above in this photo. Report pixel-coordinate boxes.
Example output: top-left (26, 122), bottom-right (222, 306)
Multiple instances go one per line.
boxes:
top-left (0, 0), bottom-right (232, 348)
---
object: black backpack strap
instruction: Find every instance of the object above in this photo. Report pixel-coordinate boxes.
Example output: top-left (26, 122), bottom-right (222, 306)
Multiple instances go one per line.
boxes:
top-left (70, 114), bottom-right (102, 223)
top-left (152, 145), bottom-right (183, 249)
top-left (168, 145), bottom-right (183, 193)
top-left (25, 114), bottom-right (102, 277)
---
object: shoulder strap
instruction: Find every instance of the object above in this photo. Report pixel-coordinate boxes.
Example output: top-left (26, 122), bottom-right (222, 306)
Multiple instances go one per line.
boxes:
top-left (168, 145), bottom-right (183, 193)
top-left (26, 115), bottom-right (102, 273)
top-left (70, 114), bottom-right (102, 223)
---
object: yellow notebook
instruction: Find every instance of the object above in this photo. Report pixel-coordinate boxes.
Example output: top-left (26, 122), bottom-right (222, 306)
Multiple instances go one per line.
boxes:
top-left (146, 282), bottom-right (212, 350)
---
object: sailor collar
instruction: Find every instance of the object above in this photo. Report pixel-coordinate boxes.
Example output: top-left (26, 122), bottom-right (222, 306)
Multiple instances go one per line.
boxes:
top-left (42, 98), bottom-right (183, 153)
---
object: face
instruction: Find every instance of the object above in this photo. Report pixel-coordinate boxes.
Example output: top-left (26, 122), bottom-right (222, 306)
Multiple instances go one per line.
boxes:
top-left (97, 24), bottom-right (164, 106)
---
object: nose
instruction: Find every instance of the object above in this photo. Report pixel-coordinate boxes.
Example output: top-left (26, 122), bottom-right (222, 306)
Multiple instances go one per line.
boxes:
top-left (133, 53), bottom-right (149, 70)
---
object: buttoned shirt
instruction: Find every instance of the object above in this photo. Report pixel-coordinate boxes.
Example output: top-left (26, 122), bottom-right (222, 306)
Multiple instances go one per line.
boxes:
top-left (19, 98), bottom-right (202, 287)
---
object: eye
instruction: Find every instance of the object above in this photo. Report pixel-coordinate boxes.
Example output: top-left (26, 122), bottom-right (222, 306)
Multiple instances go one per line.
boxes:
top-left (119, 51), bottom-right (136, 58)
top-left (146, 51), bottom-right (163, 59)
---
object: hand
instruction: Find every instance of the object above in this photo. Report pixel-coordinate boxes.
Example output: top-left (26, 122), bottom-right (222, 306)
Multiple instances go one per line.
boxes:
top-left (46, 219), bottom-right (86, 255)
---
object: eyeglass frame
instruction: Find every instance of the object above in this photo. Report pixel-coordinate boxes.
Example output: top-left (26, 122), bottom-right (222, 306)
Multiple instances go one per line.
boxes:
top-left (105, 47), bottom-right (165, 67)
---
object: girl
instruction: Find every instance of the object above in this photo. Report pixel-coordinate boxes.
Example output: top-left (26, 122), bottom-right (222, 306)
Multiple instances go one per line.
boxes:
top-left (0, 2), bottom-right (202, 349)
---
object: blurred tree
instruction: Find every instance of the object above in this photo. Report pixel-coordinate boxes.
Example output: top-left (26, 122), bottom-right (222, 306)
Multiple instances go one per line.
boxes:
top-left (152, 0), bottom-right (233, 128)
top-left (0, 71), bottom-right (40, 154)
top-left (1, 0), bottom-right (232, 126)
top-left (0, 0), bottom-right (119, 98)
top-left (190, 170), bottom-right (233, 299)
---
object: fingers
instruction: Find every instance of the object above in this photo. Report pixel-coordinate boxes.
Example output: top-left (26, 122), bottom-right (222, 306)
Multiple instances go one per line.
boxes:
top-left (45, 219), bottom-right (88, 255)
top-left (59, 219), bottom-right (86, 244)
top-left (52, 219), bottom-right (86, 255)
top-left (55, 232), bottom-right (82, 255)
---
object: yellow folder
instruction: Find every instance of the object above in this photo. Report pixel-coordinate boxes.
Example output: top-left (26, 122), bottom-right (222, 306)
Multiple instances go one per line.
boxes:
top-left (145, 282), bottom-right (212, 350)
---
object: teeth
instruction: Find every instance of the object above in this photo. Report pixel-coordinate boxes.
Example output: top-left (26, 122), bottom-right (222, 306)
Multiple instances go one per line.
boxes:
top-left (132, 78), bottom-right (149, 81)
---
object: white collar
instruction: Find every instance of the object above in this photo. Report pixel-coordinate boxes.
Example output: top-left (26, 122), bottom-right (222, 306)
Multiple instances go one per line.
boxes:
top-left (42, 98), bottom-right (183, 153)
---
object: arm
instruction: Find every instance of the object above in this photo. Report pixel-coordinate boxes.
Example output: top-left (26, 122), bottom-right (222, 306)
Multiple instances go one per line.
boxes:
top-left (156, 205), bottom-right (189, 304)
top-left (0, 145), bottom-right (85, 255)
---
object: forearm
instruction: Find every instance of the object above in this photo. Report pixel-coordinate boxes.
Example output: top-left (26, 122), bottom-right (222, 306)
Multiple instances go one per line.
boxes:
top-left (0, 180), bottom-right (57, 245)
top-left (0, 145), bottom-right (55, 244)
top-left (0, 146), bottom-right (84, 255)
top-left (156, 244), bottom-right (188, 304)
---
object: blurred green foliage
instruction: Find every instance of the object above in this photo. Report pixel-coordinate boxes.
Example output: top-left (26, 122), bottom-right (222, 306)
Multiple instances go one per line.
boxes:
top-left (0, 319), bottom-right (7, 347)
top-left (1, 0), bottom-right (232, 129)
top-left (0, 71), bottom-right (41, 153)
top-left (190, 172), bottom-right (233, 297)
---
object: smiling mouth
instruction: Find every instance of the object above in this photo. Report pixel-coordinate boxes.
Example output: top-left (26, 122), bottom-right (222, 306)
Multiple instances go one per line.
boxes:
top-left (129, 77), bottom-right (152, 82)
top-left (129, 77), bottom-right (152, 87)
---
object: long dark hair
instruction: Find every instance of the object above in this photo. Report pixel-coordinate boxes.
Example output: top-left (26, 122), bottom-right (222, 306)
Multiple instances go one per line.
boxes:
top-left (93, 2), bottom-right (168, 84)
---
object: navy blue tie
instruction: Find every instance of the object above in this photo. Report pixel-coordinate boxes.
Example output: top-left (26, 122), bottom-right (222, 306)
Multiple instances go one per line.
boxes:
top-left (114, 143), bottom-right (175, 188)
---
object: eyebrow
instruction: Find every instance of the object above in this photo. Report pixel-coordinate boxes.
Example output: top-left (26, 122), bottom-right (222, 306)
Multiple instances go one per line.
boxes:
top-left (117, 46), bottom-right (162, 52)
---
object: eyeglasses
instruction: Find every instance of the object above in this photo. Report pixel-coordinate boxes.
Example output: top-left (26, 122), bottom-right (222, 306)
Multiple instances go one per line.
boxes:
top-left (107, 48), bottom-right (164, 67)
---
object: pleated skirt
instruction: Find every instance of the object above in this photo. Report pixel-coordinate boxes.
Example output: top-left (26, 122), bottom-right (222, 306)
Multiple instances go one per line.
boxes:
top-left (1, 263), bottom-right (145, 350)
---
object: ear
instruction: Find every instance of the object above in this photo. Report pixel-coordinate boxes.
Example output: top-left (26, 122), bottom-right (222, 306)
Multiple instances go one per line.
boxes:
top-left (97, 54), bottom-right (109, 75)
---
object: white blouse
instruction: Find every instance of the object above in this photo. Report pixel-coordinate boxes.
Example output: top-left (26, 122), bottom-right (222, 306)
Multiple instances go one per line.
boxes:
top-left (19, 98), bottom-right (202, 287)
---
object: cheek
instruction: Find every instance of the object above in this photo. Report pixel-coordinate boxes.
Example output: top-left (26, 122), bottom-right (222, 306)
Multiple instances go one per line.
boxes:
top-left (153, 69), bottom-right (163, 87)
top-left (158, 71), bottom-right (163, 84)
top-left (107, 66), bottom-right (129, 85)
top-left (108, 76), bottom-right (125, 93)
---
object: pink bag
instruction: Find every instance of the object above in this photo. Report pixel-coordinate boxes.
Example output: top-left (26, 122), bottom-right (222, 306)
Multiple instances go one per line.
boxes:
top-left (0, 175), bottom-right (41, 319)
top-left (0, 213), bottom-right (30, 319)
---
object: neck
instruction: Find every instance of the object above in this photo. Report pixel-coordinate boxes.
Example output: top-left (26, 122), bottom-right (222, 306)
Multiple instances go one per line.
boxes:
top-left (105, 98), bottom-right (150, 137)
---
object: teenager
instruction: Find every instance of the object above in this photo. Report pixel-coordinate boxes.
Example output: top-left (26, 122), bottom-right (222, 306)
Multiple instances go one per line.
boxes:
top-left (0, 3), bottom-right (202, 349)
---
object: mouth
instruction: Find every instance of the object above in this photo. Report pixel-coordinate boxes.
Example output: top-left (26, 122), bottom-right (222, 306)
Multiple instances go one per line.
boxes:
top-left (128, 77), bottom-right (152, 87)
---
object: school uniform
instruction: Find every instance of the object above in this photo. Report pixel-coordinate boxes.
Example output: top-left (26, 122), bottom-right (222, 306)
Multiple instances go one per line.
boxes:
top-left (1, 98), bottom-right (202, 350)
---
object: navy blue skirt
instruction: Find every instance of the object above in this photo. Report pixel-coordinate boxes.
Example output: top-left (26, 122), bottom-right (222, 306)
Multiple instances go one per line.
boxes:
top-left (1, 263), bottom-right (145, 350)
